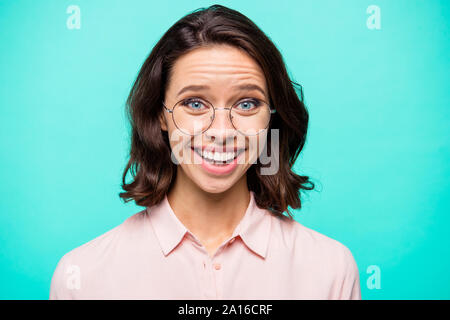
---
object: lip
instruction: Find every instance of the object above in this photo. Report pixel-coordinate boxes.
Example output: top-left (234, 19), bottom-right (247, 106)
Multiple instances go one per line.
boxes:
top-left (191, 146), bottom-right (245, 175)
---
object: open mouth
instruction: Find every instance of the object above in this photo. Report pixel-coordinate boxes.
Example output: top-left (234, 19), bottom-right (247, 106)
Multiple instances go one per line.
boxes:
top-left (191, 147), bottom-right (246, 165)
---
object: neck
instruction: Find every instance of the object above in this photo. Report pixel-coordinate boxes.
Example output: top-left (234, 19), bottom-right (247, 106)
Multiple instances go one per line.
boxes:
top-left (167, 168), bottom-right (251, 249)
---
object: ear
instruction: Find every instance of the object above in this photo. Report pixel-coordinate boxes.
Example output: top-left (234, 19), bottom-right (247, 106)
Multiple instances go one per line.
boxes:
top-left (159, 111), bottom-right (168, 132)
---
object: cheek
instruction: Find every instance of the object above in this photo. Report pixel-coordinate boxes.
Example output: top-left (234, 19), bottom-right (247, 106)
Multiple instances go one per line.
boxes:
top-left (246, 133), bottom-right (268, 164)
top-left (166, 129), bottom-right (193, 165)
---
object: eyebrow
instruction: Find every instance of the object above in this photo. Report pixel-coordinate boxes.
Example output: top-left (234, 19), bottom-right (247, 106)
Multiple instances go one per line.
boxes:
top-left (177, 84), bottom-right (267, 97)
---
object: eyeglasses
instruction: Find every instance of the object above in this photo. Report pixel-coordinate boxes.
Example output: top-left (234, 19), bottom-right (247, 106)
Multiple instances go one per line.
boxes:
top-left (162, 97), bottom-right (276, 136)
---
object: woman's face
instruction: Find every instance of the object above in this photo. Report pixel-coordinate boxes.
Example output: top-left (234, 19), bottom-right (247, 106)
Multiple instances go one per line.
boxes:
top-left (161, 44), bottom-right (269, 194)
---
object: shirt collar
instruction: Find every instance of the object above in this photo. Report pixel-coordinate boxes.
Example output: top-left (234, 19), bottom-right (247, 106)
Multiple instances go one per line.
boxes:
top-left (147, 191), bottom-right (272, 259)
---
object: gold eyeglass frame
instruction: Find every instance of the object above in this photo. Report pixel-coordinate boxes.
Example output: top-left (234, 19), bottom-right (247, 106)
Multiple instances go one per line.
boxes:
top-left (162, 97), bottom-right (276, 136)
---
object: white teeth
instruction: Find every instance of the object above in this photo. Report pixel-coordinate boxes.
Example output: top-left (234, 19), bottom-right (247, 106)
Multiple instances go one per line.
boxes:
top-left (198, 149), bottom-right (238, 162)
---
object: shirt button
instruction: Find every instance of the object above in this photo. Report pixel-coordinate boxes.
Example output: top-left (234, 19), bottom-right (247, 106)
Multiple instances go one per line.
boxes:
top-left (214, 263), bottom-right (221, 270)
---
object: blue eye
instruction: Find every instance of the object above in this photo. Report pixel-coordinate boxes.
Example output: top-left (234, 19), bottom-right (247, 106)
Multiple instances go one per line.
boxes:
top-left (182, 99), bottom-right (207, 111)
top-left (236, 99), bottom-right (260, 111)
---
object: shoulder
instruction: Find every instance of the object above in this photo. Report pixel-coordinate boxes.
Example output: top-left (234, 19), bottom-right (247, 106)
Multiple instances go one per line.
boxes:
top-left (268, 213), bottom-right (361, 299)
top-left (49, 209), bottom-right (148, 299)
top-left (269, 213), bottom-right (358, 272)
top-left (60, 209), bottom-right (148, 260)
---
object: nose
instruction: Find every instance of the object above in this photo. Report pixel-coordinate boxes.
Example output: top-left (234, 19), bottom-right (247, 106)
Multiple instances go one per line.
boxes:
top-left (204, 107), bottom-right (237, 142)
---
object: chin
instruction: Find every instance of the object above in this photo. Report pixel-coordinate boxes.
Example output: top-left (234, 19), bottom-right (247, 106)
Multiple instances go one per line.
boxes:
top-left (200, 184), bottom-right (232, 194)
top-left (181, 165), bottom-right (245, 194)
top-left (194, 174), bottom-right (238, 194)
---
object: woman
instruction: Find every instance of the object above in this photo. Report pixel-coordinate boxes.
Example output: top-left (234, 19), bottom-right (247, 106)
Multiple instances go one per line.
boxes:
top-left (50, 4), bottom-right (361, 300)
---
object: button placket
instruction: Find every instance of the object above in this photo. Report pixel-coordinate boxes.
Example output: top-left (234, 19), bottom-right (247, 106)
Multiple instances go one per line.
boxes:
top-left (202, 255), bottom-right (224, 299)
top-left (212, 258), bottom-right (224, 299)
top-left (210, 236), bottom-right (237, 299)
top-left (192, 234), bottom-right (232, 299)
top-left (202, 258), bottom-right (216, 299)
top-left (190, 234), bottom-right (214, 299)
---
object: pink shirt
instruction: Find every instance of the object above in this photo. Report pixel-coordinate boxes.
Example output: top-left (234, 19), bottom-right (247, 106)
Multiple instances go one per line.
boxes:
top-left (49, 191), bottom-right (361, 299)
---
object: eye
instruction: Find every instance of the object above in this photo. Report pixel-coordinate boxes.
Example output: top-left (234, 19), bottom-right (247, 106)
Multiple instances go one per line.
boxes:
top-left (235, 99), bottom-right (261, 111)
top-left (181, 98), bottom-right (207, 111)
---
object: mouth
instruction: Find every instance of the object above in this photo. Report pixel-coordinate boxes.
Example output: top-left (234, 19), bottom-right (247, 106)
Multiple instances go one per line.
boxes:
top-left (191, 147), bottom-right (246, 165)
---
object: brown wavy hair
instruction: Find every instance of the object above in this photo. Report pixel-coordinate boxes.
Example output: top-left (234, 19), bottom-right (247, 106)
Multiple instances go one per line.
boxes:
top-left (119, 4), bottom-right (316, 219)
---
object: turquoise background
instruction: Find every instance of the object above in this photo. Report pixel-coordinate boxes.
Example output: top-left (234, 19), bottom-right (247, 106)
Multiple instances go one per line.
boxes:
top-left (0, 0), bottom-right (449, 299)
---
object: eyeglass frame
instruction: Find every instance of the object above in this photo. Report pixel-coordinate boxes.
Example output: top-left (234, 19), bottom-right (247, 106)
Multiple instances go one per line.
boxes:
top-left (162, 97), bottom-right (276, 136)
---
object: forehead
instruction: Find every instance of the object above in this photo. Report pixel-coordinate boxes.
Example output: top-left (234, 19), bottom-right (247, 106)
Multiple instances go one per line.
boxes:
top-left (167, 44), bottom-right (267, 97)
